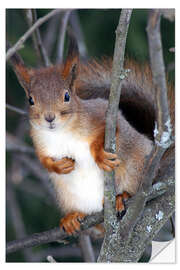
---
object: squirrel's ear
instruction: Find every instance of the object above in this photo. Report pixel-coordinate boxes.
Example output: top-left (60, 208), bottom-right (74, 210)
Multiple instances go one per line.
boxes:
top-left (62, 33), bottom-right (79, 86)
top-left (7, 43), bottom-right (33, 97)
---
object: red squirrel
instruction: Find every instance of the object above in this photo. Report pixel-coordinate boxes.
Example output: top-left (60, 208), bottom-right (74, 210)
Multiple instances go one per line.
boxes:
top-left (8, 37), bottom-right (174, 235)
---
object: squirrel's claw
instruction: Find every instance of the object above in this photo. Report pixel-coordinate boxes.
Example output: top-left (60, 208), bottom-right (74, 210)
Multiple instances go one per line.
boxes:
top-left (52, 157), bottom-right (75, 174)
top-left (98, 151), bottom-right (120, 172)
top-left (60, 212), bottom-right (86, 235)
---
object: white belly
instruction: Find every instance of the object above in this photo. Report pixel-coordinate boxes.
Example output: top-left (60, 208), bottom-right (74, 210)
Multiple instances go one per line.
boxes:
top-left (36, 128), bottom-right (104, 214)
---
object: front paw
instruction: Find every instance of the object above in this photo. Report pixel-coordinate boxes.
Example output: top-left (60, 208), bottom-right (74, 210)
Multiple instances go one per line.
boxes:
top-left (52, 157), bottom-right (75, 174)
top-left (97, 150), bottom-right (120, 172)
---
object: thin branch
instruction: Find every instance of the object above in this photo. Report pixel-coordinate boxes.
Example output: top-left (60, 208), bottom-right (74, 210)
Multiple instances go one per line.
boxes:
top-left (78, 234), bottom-right (95, 262)
top-left (31, 9), bottom-right (51, 66)
top-left (6, 104), bottom-right (27, 116)
top-left (6, 133), bottom-right (34, 154)
top-left (69, 10), bottom-right (88, 59)
top-left (43, 14), bottom-right (60, 57)
top-left (98, 9), bottom-right (132, 261)
top-left (10, 104), bottom-right (28, 184)
top-left (24, 9), bottom-right (42, 64)
top-left (24, 9), bottom-right (51, 67)
top-left (56, 10), bottom-right (72, 63)
top-left (142, 9), bottom-right (174, 190)
top-left (7, 176), bottom-right (34, 261)
top-left (6, 9), bottom-right (62, 61)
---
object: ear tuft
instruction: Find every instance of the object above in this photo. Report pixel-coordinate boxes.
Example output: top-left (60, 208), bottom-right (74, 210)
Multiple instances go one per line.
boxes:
top-left (7, 42), bottom-right (32, 96)
top-left (62, 32), bottom-right (79, 80)
top-left (13, 64), bottom-right (32, 96)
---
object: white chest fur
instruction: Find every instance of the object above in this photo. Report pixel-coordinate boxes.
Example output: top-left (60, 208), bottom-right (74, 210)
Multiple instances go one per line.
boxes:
top-left (35, 128), bottom-right (104, 214)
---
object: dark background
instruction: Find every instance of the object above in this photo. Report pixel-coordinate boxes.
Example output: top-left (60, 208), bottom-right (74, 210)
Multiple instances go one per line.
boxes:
top-left (6, 9), bottom-right (175, 262)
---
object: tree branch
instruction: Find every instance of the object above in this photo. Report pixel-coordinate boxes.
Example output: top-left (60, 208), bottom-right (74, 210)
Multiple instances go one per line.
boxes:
top-left (6, 9), bottom-right (62, 61)
top-left (56, 10), bottom-right (72, 63)
top-left (98, 8), bottom-right (174, 262)
top-left (6, 132), bottom-right (34, 154)
top-left (24, 9), bottom-right (51, 67)
top-left (6, 174), bottom-right (174, 255)
top-left (6, 212), bottom-right (104, 254)
top-left (69, 10), bottom-right (88, 59)
top-left (78, 234), bottom-right (95, 262)
top-left (98, 9), bottom-right (132, 262)
top-left (6, 104), bottom-right (27, 116)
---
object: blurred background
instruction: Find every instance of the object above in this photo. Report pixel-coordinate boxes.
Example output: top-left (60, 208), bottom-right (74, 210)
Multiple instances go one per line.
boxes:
top-left (6, 9), bottom-right (175, 262)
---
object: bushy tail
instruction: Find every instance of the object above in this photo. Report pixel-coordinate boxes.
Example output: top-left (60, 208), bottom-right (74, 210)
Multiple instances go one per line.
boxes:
top-left (76, 58), bottom-right (174, 141)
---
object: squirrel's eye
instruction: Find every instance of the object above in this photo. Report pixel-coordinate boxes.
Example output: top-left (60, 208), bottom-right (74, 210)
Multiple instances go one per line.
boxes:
top-left (64, 91), bottom-right (70, 102)
top-left (29, 96), bottom-right (34, 106)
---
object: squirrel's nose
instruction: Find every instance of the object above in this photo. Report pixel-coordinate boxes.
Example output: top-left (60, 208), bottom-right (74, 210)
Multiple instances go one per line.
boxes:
top-left (44, 112), bottom-right (55, 123)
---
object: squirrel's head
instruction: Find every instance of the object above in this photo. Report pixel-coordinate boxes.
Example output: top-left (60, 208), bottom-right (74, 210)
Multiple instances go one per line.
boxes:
top-left (12, 35), bottom-right (80, 131)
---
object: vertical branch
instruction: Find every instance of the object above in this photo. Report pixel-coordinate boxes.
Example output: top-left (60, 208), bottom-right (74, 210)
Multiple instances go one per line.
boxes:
top-left (43, 15), bottom-right (59, 57)
top-left (98, 9), bottom-right (132, 262)
top-left (142, 9), bottom-right (174, 190)
top-left (69, 10), bottom-right (88, 59)
top-left (24, 9), bottom-right (51, 67)
top-left (78, 234), bottom-right (95, 262)
top-left (31, 9), bottom-right (51, 67)
top-left (7, 178), bottom-right (34, 261)
top-left (56, 10), bottom-right (72, 63)
top-left (24, 9), bottom-right (42, 65)
top-left (103, 8), bottom-right (132, 232)
top-left (147, 9), bottom-right (172, 146)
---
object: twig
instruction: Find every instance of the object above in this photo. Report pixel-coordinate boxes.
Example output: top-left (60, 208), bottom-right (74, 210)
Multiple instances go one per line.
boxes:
top-left (7, 177), bottom-right (34, 261)
top-left (56, 10), bottom-right (72, 63)
top-left (31, 9), bottom-right (51, 66)
top-left (24, 9), bottom-right (42, 65)
top-left (6, 9), bottom-right (62, 61)
top-left (43, 14), bottom-right (60, 57)
top-left (6, 104), bottom-right (27, 116)
top-left (6, 133), bottom-right (34, 154)
top-left (78, 234), bottom-right (95, 262)
top-left (24, 9), bottom-right (51, 67)
top-left (98, 9), bottom-right (132, 262)
top-left (69, 10), bottom-right (88, 59)
top-left (10, 104), bottom-right (28, 184)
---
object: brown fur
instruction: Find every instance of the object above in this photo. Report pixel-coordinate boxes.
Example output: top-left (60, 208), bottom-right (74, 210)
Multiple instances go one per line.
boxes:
top-left (9, 41), bottom-right (174, 235)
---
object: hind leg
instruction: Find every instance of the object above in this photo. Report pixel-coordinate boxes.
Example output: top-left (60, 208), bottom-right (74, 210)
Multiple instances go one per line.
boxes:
top-left (116, 191), bottom-right (131, 219)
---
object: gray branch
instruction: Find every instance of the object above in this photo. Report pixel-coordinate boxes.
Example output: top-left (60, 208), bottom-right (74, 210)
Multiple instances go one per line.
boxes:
top-left (69, 10), bottom-right (88, 59)
top-left (98, 9), bottom-right (133, 262)
top-left (6, 9), bottom-right (63, 61)
top-left (98, 8), bottom-right (174, 262)
top-left (56, 10), bottom-right (72, 63)
top-left (6, 104), bottom-right (27, 116)
top-left (6, 175), bottom-right (174, 255)
top-left (78, 234), bottom-right (95, 262)
top-left (24, 9), bottom-right (51, 67)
